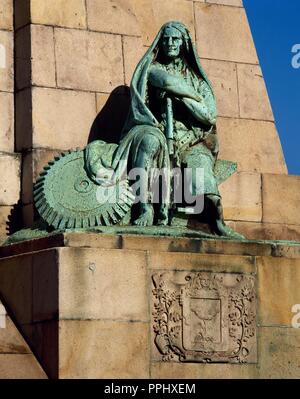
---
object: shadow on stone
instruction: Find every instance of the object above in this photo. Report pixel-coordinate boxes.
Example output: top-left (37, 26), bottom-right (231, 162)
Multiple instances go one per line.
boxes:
top-left (88, 86), bottom-right (130, 145)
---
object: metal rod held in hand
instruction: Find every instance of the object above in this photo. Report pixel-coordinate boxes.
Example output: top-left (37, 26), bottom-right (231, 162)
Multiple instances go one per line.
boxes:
top-left (165, 97), bottom-right (174, 155)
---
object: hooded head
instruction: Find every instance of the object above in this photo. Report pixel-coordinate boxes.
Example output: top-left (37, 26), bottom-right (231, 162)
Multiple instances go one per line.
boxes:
top-left (121, 21), bottom-right (215, 135)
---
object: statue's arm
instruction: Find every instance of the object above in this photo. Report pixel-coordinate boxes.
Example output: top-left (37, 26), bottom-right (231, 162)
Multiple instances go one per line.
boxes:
top-left (181, 96), bottom-right (217, 126)
top-left (148, 66), bottom-right (201, 101)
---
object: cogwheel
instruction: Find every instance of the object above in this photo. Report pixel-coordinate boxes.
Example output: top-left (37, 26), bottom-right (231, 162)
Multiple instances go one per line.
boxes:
top-left (33, 149), bottom-right (135, 230)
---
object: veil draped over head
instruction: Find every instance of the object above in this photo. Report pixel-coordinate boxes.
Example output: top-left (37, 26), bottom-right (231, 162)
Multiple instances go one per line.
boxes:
top-left (85, 21), bottom-right (215, 185)
top-left (121, 20), bottom-right (216, 136)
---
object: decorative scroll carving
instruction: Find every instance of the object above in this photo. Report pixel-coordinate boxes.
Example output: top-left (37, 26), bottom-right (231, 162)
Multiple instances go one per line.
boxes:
top-left (152, 271), bottom-right (256, 363)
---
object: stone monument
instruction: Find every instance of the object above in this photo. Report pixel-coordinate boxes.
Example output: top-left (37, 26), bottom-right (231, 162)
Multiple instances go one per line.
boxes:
top-left (0, 0), bottom-right (300, 379)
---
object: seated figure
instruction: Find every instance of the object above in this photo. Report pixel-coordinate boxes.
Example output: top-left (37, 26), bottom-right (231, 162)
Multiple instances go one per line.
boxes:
top-left (85, 21), bottom-right (240, 237)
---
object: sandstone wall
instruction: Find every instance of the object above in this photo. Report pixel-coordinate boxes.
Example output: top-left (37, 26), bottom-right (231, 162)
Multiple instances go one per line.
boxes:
top-left (0, 0), bottom-right (297, 241)
top-left (0, 0), bottom-right (21, 243)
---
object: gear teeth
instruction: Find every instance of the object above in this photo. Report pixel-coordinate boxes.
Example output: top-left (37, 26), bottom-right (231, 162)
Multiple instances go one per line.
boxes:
top-left (66, 217), bottom-right (74, 229)
top-left (101, 211), bottom-right (110, 226)
top-left (112, 204), bottom-right (126, 219)
top-left (35, 176), bottom-right (45, 184)
top-left (95, 215), bottom-right (102, 226)
top-left (33, 181), bottom-right (44, 190)
top-left (48, 211), bottom-right (58, 226)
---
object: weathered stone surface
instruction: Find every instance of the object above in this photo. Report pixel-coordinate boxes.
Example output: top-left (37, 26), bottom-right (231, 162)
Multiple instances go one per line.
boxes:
top-left (237, 64), bottom-right (274, 121)
top-left (58, 248), bottom-right (148, 321)
top-left (0, 206), bottom-right (13, 243)
top-left (31, 25), bottom-right (56, 87)
top-left (15, 88), bottom-right (32, 150)
top-left (0, 253), bottom-right (32, 324)
top-left (258, 256), bottom-right (300, 326)
top-left (33, 250), bottom-right (58, 323)
top-left (0, 91), bottom-right (13, 152)
top-left (0, 354), bottom-right (47, 379)
top-left (30, 0), bottom-right (86, 29)
top-left (59, 320), bottom-right (149, 378)
top-left (123, 36), bottom-right (145, 86)
top-left (152, 0), bottom-right (195, 40)
top-left (151, 271), bottom-right (257, 363)
top-left (131, 0), bottom-right (159, 45)
top-left (258, 327), bottom-right (300, 378)
top-left (219, 172), bottom-right (262, 222)
top-left (0, 30), bottom-right (13, 91)
top-left (148, 251), bottom-right (255, 274)
top-left (0, 0), bottom-right (13, 30)
top-left (22, 148), bottom-right (63, 204)
top-left (15, 25), bottom-right (31, 90)
top-left (217, 118), bottom-right (287, 174)
top-left (0, 154), bottom-right (21, 205)
top-left (0, 316), bottom-right (31, 354)
top-left (31, 87), bottom-right (96, 150)
top-left (55, 28), bottom-right (124, 92)
top-left (206, 0), bottom-right (243, 6)
top-left (226, 221), bottom-right (300, 243)
top-left (86, 0), bottom-right (140, 36)
top-left (194, 3), bottom-right (258, 64)
top-left (262, 174), bottom-right (300, 225)
top-left (201, 59), bottom-right (239, 118)
top-left (151, 362), bottom-right (258, 379)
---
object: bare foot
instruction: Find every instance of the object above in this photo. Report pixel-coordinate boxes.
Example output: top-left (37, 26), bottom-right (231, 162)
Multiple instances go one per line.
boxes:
top-left (133, 204), bottom-right (154, 226)
top-left (215, 219), bottom-right (245, 239)
top-left (157, 205), bottom-right (169, 226)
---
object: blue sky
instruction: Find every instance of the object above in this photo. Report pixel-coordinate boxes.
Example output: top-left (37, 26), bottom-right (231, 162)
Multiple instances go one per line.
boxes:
top-left (243, 0), bottom-right (300, 175)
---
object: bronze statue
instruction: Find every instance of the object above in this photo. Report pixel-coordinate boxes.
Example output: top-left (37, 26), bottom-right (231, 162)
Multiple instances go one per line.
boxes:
top-left (27, 21), bottom-right (243, 240)
top-left (84, 21), bottom-right (240, 237)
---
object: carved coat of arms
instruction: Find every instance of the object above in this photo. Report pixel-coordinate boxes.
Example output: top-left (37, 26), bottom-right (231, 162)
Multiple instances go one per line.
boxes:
top-left (152, 271), bottom-right (256, 363)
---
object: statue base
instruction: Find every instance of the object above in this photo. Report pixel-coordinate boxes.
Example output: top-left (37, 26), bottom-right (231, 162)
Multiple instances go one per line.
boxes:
top-left (0, 231), bottom-right (300, 378)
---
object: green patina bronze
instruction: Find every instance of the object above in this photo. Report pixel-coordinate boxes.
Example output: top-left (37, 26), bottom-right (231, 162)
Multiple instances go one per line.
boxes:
top-left (7, 21), bottom-right (248, 244)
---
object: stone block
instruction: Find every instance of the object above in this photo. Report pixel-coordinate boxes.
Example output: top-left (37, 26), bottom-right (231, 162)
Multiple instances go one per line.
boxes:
top-left (0, 354), bottom-right (47, 379)
top-left (206, 0), bottom-right (243, 6)
top-left (58, 248), bottom-right (148, 321)
top-left (151, 362), bottom-right (258, 379)
top-left (0, 154), bottom-right (21, 205)
top-left (131, 0), bottom-right (159, 45)
top-left (258, 327), bottom-right (300, 378)
top-left (262, 174), bottom-right (300, 225)
top-left (15, 25), bottom-right (31, 91)
top-left (31, 87), bottom-right (96, 150)
top-left (0, 0), bottom-right (13, 30)
top-left (0, 91), bottom-right (13, 152)
top-left (0, 253), bottom-right (32, 324)
top-left (123, 36), bottom-right (145, 86)
top-left (237, 64), bottom-right (274, 121)
top-left (227, 221), bottom-right (300, 242)
top-left (217, 118), bottom-right (287, 174)
top-left (0, 206), bottom-right (13, 242)
top-left (147, 251), bottom-right (255, 274)
top-left (55, 28), bottom-right (124, 93)
top-left (15, 88), bottom-right (32, 150)
top-left (219, 172), bottom-right (262, 222)
top-left (257, 256), bottom-right (300, 326)
top-left (0, 30), bottom-right (13, 91)
top-left (0, 316), bottom-right (31, 354)
top-left (31, 25), bottom-right (56, 88)
top-left (152, 0), bottom-right (195, 41)
top-left (59, 320), bottom-right (149, 378)
top-left (30, 0), bottom-right (86, 29)
top-left (201, 59), bottom-right (239, 118)
top-left (86, 0), bottom-right (140, 36)
top-left (22, 148), bottom-right (63, 204)
top-left (194, 3), bottom-right (258, 64)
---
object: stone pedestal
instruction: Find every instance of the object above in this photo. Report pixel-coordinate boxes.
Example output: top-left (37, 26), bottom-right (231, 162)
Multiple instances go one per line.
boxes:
top-left (0, 232), bottom-right (300, 378)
